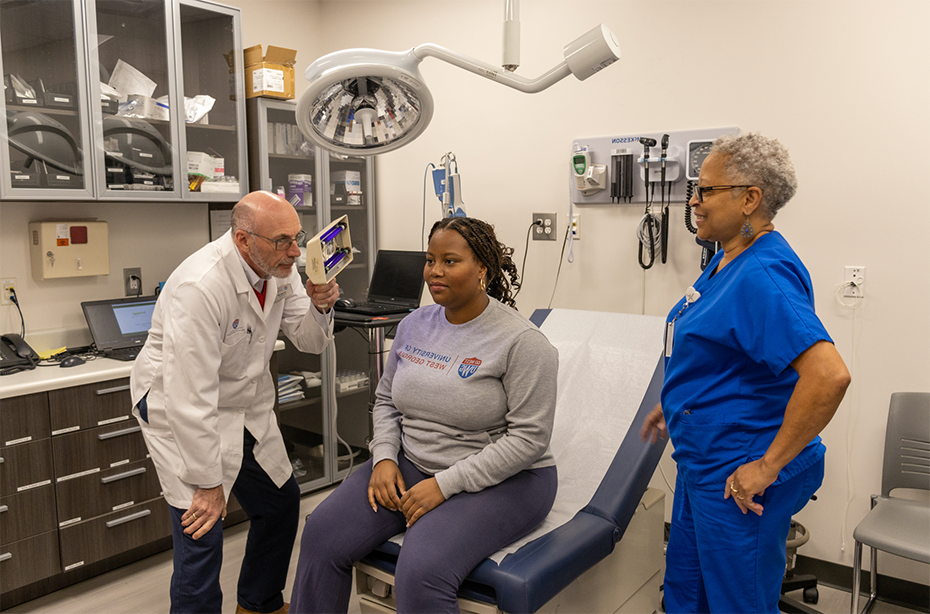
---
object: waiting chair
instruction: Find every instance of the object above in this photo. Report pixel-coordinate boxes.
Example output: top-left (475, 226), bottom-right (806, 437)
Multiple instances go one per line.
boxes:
top-left (850, 392), bottom-right (930, 614)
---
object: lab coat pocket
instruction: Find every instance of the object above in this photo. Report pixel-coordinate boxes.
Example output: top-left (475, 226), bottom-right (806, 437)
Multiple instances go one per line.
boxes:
top-left (219, 330), bottom-right (250, 375)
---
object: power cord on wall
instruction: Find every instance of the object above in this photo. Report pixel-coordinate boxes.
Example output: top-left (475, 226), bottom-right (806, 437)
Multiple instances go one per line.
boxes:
top-left (9, 288), bottom-right (25, 337)
top-left (834, 277), bottom-right (863, 553)
top-left (513, 220), bottom-right (542, 299)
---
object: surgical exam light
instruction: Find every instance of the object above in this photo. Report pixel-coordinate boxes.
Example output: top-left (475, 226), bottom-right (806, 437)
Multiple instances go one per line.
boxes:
top-left (295, 22), bottom-right (621, 156)
top-left (305, 215), bottom-right (353, 284)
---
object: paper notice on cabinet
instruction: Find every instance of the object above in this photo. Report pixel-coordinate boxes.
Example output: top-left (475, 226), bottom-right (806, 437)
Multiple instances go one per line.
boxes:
top-left (108, 59), bottom-right (157, 97)
top-left (210, 209), bottom-right (233, 241)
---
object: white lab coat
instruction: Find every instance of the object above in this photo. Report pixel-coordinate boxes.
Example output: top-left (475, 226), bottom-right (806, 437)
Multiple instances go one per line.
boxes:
top-left (130, 230), bottom-right (333, 508)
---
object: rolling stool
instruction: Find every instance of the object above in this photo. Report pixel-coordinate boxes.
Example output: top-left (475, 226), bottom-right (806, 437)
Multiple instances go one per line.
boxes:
top-left (779, 517), bottom-right (820, 614)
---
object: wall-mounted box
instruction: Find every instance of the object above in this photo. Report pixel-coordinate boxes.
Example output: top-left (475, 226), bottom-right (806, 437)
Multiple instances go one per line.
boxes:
top-left (29, 221), bottom-right (109, 280)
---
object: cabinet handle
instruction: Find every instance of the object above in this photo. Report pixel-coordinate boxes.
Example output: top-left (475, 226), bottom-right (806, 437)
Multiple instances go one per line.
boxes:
top-left (97, 425), bottom-right (141, 440)
top-left (0, 505), bottom-right (8, 513)
top-left (101, 467), bottom-right (146, 484)
top-left (0, 553), bottom-right (11, 562)
top-left (96, 384), bottom-right (131, 396)
top-left (106, 509), bottom-right (151, 528)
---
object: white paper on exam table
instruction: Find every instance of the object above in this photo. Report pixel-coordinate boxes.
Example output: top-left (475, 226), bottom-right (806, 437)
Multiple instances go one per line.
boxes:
top-left (390, 309), bottom-right (666, 564)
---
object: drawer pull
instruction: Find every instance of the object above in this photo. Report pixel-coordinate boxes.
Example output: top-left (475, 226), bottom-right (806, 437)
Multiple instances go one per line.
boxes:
top-left (101, 467), bottom-right (146, 484)
top-left (98, 425), bottom-right (141, 440)
top-left (106, 509), bottom-right (151, 528)
top-left (0, 553), bottom-right (11, 562)
top-left (96, 384), bottom-right (131, 395)
top-left (0, 505), bottom-right (7, 513)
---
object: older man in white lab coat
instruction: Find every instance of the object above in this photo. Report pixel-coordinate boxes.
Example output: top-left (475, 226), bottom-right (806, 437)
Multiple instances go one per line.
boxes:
top-left (130, 191), bottom-right (339, 614)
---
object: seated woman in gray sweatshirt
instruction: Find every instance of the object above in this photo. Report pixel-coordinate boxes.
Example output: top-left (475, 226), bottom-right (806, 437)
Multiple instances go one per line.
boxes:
top-left (291, 216), bottom-right (559, 614)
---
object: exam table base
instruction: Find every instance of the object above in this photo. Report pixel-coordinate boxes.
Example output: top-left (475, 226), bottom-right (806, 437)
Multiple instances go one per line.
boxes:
top-left (355, 488), bottom-right (665, 614)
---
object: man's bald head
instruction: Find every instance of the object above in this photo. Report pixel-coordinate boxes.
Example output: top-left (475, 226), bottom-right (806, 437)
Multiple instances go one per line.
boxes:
top-left (231, 191), bottom-right (296, 235)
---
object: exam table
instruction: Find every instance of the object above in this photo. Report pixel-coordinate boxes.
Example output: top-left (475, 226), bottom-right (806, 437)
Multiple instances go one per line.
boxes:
top-left (354, 309), bottom-right (669, 613)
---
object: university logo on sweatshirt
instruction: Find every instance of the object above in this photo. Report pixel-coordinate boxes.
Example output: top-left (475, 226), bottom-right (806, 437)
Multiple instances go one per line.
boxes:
top-left (458, 357), bottom-right (482, 379)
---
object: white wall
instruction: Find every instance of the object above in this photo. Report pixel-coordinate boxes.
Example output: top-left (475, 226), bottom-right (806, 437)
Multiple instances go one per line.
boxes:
top-left (311, 0), bottom-right (930, 584)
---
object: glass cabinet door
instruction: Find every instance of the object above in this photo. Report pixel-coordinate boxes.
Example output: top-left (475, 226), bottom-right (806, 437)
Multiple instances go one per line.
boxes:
top-left (326, 152), bottom-right (376, 481)
top-left (0, 0), bottom-right (94, 199)
top-left (176, 0), bottom-right (247, 201)
top-left (87, 0), bottom-right (180, 199)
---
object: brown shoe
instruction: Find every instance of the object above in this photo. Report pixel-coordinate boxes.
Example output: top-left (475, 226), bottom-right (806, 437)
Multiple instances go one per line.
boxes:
top-left (235, 603), bottom-right (289, 614)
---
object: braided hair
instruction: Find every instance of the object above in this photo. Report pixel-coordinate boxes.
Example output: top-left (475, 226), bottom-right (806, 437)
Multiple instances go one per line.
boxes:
top-left (428, 217), bottom-right (520, 309)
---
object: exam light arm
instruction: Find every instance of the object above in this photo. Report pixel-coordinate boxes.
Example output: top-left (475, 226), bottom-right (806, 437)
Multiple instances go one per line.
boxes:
top-left (413, 44), bottom-right (571, 94)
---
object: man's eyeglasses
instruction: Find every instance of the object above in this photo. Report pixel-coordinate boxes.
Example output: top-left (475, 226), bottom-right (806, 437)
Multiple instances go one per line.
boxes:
top-left (244, 229), bottom-right (307, 251)
top-left (694, 185), bottom-right (754, 203)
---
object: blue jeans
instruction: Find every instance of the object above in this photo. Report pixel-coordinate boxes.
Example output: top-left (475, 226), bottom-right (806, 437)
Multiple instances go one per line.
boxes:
top-left (664, 458), bottom-right (824, 613)
top-left (291, 455), bottom-right (557, 614)
top-left (168, 428), bottom-right (300, 614)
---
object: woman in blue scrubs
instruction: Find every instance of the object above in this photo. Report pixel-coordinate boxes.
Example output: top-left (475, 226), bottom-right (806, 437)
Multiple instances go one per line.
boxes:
top-left (641, 133), bottom-right (850, 613)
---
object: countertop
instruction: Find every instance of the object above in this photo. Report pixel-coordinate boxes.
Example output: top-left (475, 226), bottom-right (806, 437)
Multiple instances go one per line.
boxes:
top-left (0, 340), bottom-right (286, 400)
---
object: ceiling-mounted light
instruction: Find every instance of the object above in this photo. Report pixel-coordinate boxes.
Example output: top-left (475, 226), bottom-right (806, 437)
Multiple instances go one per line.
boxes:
top-left (295, 16), bottom-right (620, 156)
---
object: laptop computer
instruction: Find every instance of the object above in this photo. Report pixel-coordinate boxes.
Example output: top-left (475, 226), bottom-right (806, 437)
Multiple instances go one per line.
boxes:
top-left (335, 250), bottom-right (426, 316)
top-left (81, 295), bottom-right (158, 361)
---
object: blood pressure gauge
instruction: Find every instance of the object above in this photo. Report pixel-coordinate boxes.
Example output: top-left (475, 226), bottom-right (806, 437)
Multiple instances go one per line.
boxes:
top-left (686, 140), bottom-right (714, 181)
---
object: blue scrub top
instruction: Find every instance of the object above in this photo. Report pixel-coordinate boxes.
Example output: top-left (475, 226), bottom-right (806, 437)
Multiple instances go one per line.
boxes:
top-left (662, 231), bottom-right (831, 490)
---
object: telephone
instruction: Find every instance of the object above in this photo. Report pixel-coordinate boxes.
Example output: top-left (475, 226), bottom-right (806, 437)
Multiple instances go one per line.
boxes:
top-left (0, 334), bottom-right (39, 375)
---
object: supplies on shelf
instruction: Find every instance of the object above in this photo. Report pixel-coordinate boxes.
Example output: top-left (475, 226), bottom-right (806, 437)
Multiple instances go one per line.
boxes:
top-left (267, 121), bottom-right (313, 156)
top-left (277, 373), bottom-right (305, 404)
top-left (335, 370), bottom-right (369, 393)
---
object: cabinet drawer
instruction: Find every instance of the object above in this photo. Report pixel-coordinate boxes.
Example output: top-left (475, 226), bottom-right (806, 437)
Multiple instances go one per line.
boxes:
top-left (48, 378), bottom-right (132, 435)
top-left (0, 485), bottom-right (57, 545)
top-left (52, 421), bottom-right (148, 481)
top-left (0, 392), bottom-right (50, 445)
top-left (57, 458), bottom-right (161, 526)
top-left (59, 497), bottom-right (171, 571)
top-left (0, 530), bottom-right (60, 593)
top-left (0, 438), bottom-right (53, 497)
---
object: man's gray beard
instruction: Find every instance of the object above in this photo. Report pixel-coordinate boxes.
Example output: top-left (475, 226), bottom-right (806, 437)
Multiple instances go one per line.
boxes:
top-left (250, 245), bottom-right (294, 278)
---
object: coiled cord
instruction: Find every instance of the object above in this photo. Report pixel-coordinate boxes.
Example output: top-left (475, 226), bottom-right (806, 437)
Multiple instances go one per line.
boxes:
top-left (637, 213), bottom-right (662, 270)
top-left (684, 181), bottom-right (698, 234)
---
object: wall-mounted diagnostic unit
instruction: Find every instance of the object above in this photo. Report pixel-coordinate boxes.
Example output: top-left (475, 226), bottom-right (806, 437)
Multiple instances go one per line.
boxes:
top-left (29, 221), bottom-right (109, 280)
top-left (569, 128), bottom-right (738, 205)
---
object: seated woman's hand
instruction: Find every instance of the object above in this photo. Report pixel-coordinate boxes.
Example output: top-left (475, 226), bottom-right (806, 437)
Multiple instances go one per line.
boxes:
top-left (368, 459), bottom-right (406, 512)
top-left (400, 477), bottom-right (446, 528)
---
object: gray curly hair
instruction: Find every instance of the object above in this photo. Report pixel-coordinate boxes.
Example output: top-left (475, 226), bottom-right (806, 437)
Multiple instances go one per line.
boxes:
top-left (712, 133), bottom-right (798, 219)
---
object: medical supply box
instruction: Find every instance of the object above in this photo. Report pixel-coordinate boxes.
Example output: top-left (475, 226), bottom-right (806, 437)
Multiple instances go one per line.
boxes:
top-left (243, 45), bottom-right (297, 99)
top-left (288, 174), bottom-right (313, 207)
top-left (330, 170), bottom-right (362, 205)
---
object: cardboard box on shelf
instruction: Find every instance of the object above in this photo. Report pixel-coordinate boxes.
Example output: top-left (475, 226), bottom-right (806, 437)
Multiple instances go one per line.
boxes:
top-left (244, 45), bottom-right (297, 100)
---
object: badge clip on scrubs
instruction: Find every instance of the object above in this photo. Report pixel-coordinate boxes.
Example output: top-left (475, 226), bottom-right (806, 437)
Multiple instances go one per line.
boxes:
top-left (305, 215), bottom-right (353, 284)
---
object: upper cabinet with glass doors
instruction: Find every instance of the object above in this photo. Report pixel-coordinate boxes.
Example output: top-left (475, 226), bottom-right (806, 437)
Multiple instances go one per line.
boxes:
top-left (0, 0), bottom-right (95, 199)
top-left (0, 0), bottom-right (247, 202)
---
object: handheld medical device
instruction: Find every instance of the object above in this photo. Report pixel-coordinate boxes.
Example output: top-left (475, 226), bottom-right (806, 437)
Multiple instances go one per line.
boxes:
top-left (305, 215), bottom-right (353, 283)
top-left (572, 147), bottom-right (606, 196)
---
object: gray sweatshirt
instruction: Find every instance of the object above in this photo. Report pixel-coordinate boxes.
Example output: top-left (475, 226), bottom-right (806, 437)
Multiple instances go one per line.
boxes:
top-left (369, 299), bottom-right (558, 499)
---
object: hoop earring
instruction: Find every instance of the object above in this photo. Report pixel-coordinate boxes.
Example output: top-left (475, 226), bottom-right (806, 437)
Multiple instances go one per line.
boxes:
top-left (480, 278), bottom-right (486, 292)
top-left (740, 216), bottom-right (754, 239)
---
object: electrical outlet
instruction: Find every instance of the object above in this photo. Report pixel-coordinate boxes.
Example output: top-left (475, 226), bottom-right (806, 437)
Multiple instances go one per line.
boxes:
top-left (124, 267), bottom-right (142, 297)
top-left (532, 213), bottom-right (556, 241)
top-left (844, 266), bottom-right (866, 298)
top-left (571, 214), bottom-right (581, 240)
top-left (2, 278), bottom-right (16, 306)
